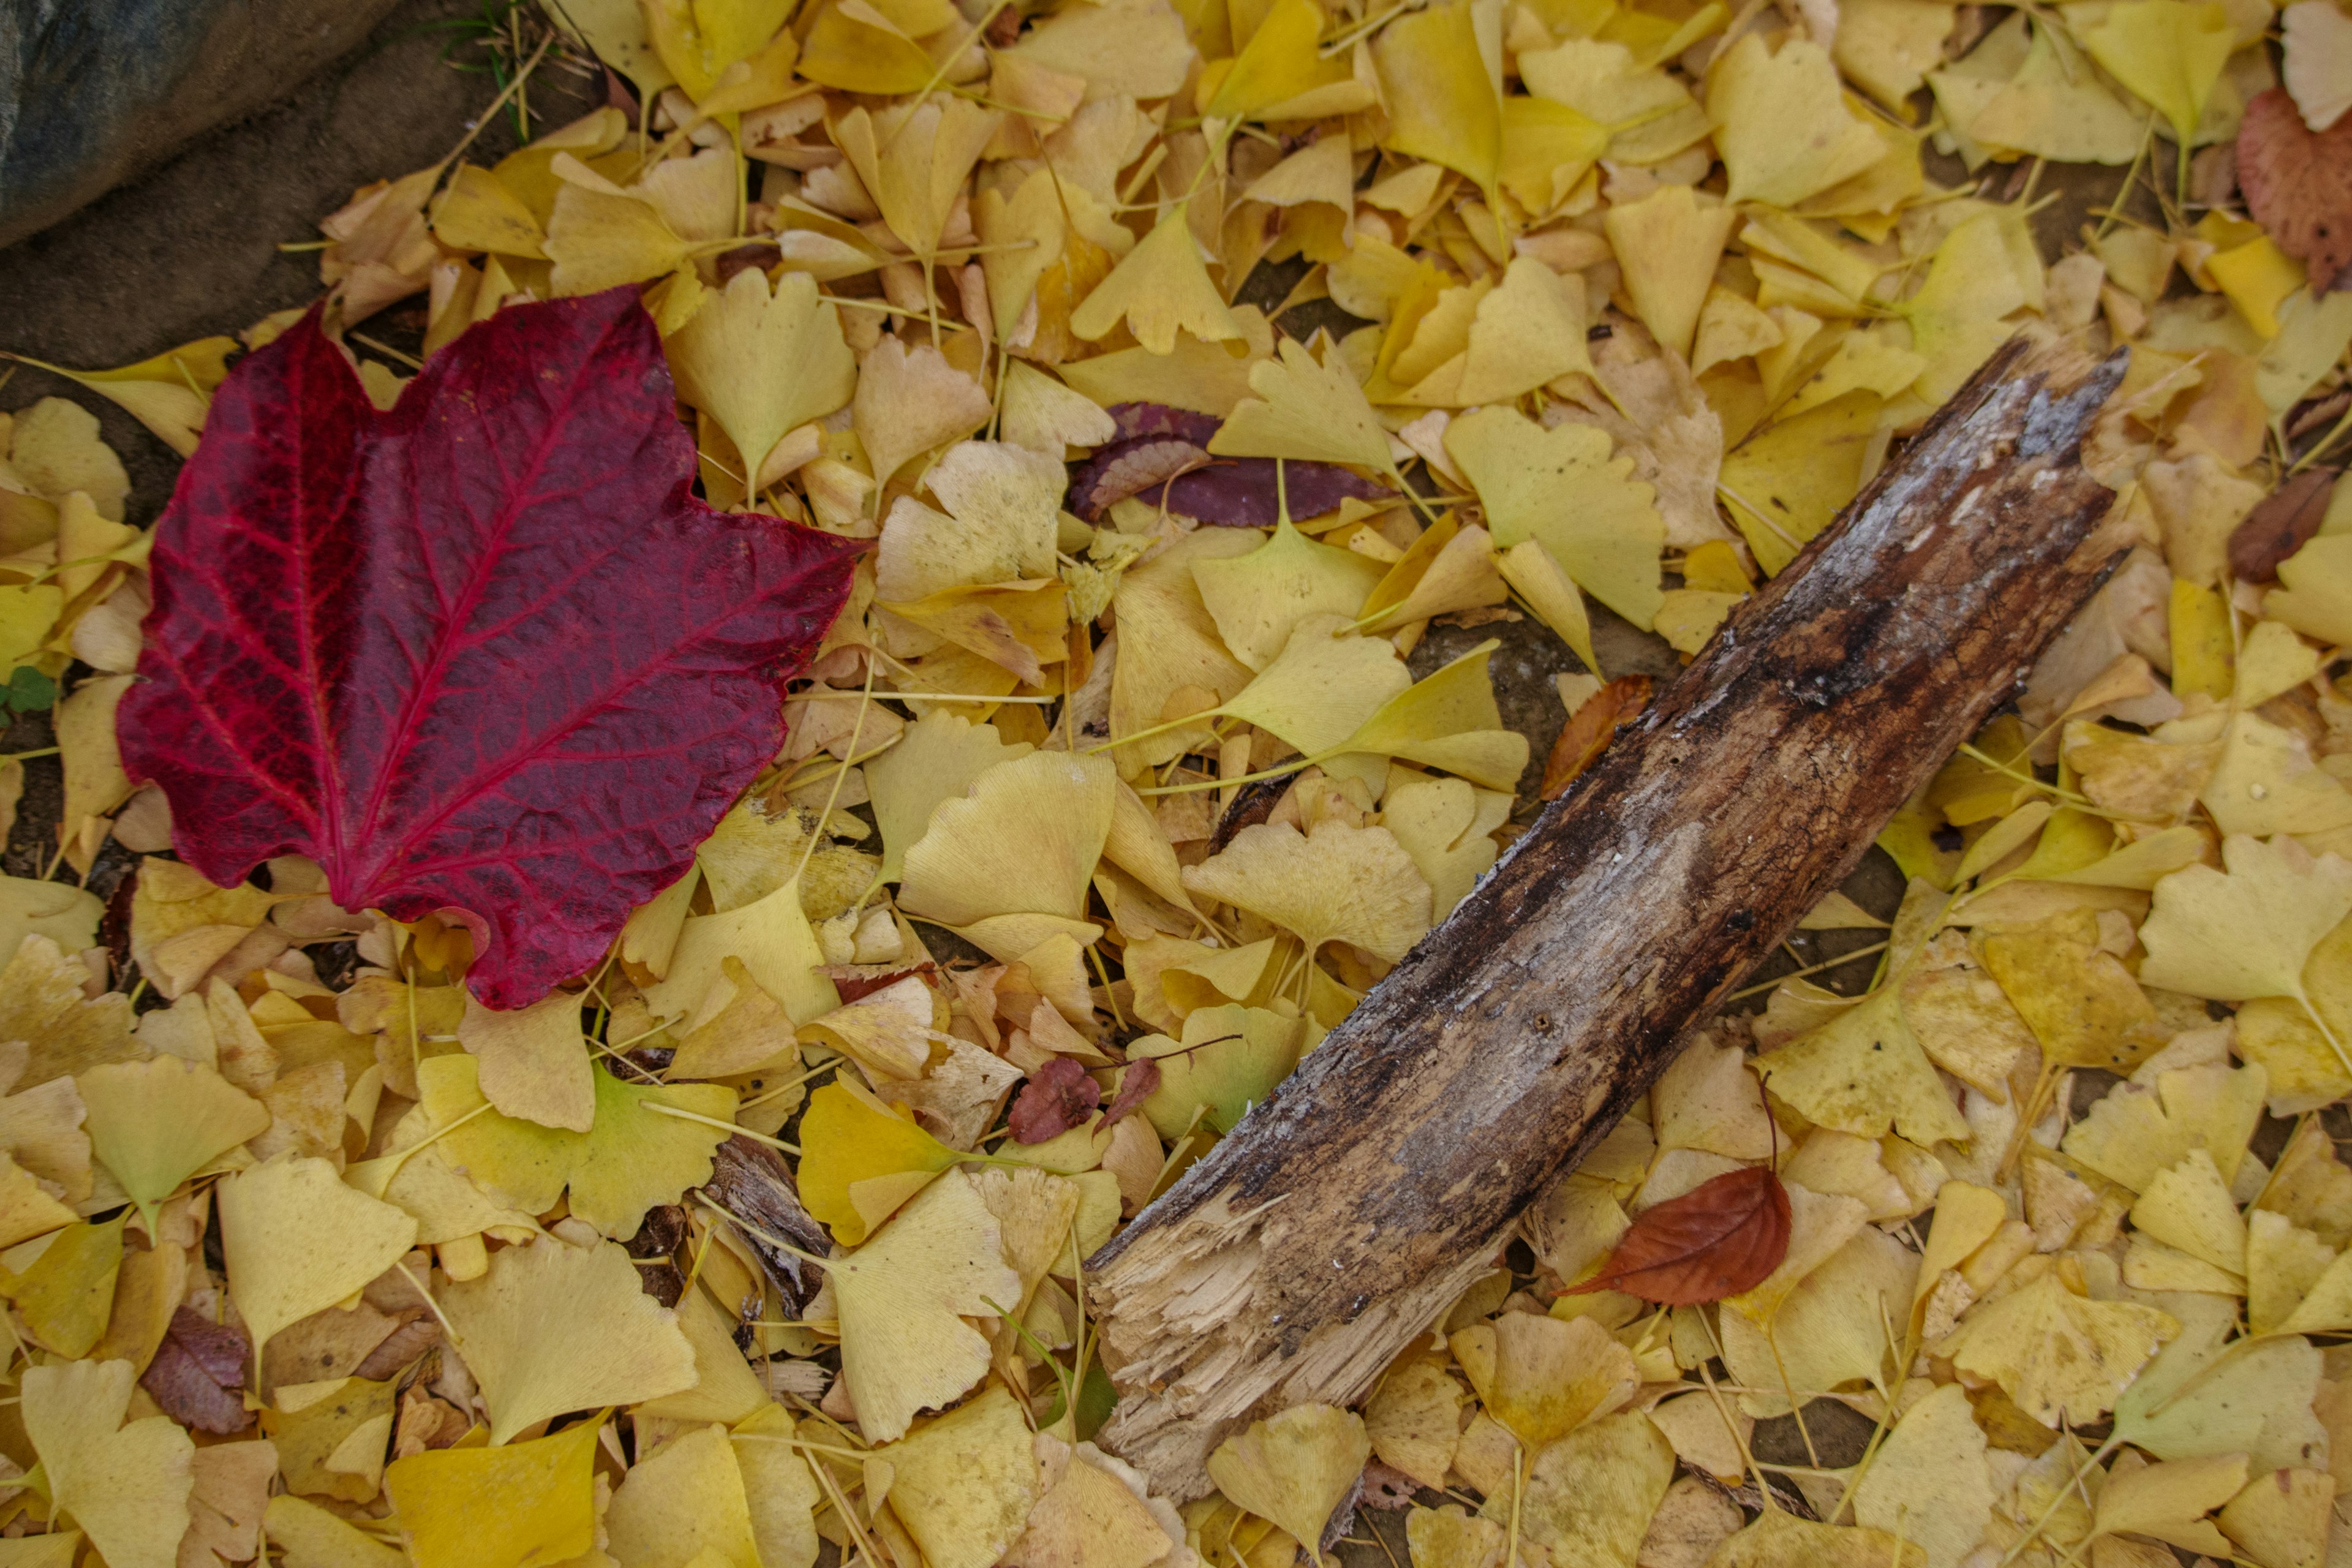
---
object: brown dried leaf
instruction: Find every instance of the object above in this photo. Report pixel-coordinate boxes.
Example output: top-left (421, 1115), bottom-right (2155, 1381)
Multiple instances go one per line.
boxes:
top-left (2230, 467), bottom-right (2340, 582)
top-left (2237, 88), bottom-right (2352, 292)
top-left (140, 1305), bottom-right (252, 1434)
top-left (1542, 676), bottom-right (1653, 800)
top-left (1566, 1166), bottom-right (1793, 1305)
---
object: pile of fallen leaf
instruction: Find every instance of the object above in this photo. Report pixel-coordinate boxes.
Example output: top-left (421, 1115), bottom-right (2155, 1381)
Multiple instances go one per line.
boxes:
top-left (0, 0), bottom-right (2349, 1561)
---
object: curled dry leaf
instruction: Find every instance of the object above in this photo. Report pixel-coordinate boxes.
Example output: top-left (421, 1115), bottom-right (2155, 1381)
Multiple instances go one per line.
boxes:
top-left (1066, 403), bottom-right (1389, 526)
top-left (1541, 675), bottom-right (1653, 800)
top-left (1565, 1164), bottom-right (1793, 1305)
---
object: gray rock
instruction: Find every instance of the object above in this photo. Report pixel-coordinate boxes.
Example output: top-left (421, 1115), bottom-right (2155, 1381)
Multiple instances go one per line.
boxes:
top-left (0, 0), bottom-right (402, 248)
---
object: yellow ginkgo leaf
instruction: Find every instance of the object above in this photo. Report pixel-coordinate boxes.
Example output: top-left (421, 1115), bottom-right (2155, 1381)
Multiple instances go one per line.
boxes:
top-left (1951, 16), bottom-right (2148, 165)
top-left (836, 94), bottom-right (1000, 259)
top-left (553, 0), bottom-right (676, 99)
top-left (1208, 336), bottom-right (1396, 475)
top-left (1206, 1404), bottom-right (1371, 1554)
top-left (1712, 1509), bottom-right (1924, 1568)
top-left (605, 1420), bottom-right (763, 1567)
top-left (1834, 0), bottom-right (1959, 107)
top-left (2247, 1210), bottom-right (2336, 1333)
top-left (2140, 835), bottom-right (2352, 1083)
top-left (1901, 213), bottom-right (2038, 403)
top-left (2112, 1296), bottom-right (2323, 1466)
top-left (1189, 618), bottom-right (1412, 759)
top-left (643, 0), bottom-right (794, 100)
top-left (2094, 1453), bottom-right (2247, 1554)
top-left (1360, 514), bottom-right (1511, 635)
top-left (1851, 1383), bottom-right (1995, 1568)
top-left (382, 1412), bottom-right (603, 1568)
top-left (1457, 258), bottom-right (1594, 404)
top-left (1604, 186), bottom-right (1739, 363)
top-left (1516, 1412), bottom-right (1679, 1568)
top-left (1203, 0), bottom-right (1353, 121)
top-left (1381, 775), bottom-right (1510, 921)
top-left (884, 1386), bottom-right (1044, 1568)
top-left (543, 170), bottom-right (693, 295)
top-left (1, 934), bottom-right (135, 1088)
top-left (796, 1079), bottom-right (966, 1244)
top-left (729, 1404), bottom-right (823, 1568)
top-left (263, 1493), bottom-right (408, 1568)
top-left (1332, 640), bottom-right (1531, 791)
top-left (831, 1167), bottom-right (1022, 1443)
top-left (1069, 203), bottom-right (1242, 357)
top-left (10, 337), bottom-right (236, 458)
top-left (2132, 1148), bottom-right (2248, 1275)
top-left (1000, 360), bottom-right (1118, 456)
top-left (1446, 406), bottom-right (1665, 629)
top-left (1716, 391), bottom-right (1882, 576)
top-left (1371, 0), bottom-right (1499, 193)
top-left (798, 0), bottom-right (939, 92)
top-left (854, 334), bottom-right (995, 491)
top-left (457, 988), bottom-right (593, 1134)
top-left (1499, 96), bottom-right (1610, 216)
top-left (1483, 1311), bottom-right (1638, 1449)
top-left (2, 1210), bottom-right (125, 1359)
top-left (346, 1106), bottom-right (543, 1248)
top-left (646, 872), bottom-right (840, 1031)
top-left (1980, 919), bottom-right (2167, 1074)
top-left (1754, 986), bottom-right (1971, 1145)
top-left (1942, 1273), bottom-right (2178, 1426)
top-left (865, 710), bottom-right (1037, 886)
top-left (1183, 820), bottom-right (1433, 963)
top-left (1498, 536), bottom-right (1601, 676)
top-left (2218, 1465), bottom-right (2334, 1568)
top-left (23, 1357), bottom-right (194, 1568)
top-left (2063, 1061), bottom-right (2269, 1190)
top-left (899, 752), bottom-right (1117, 954)
top-left (78, 1055), bottom-right (270, 1233)
top-left (218, 1153), bottom-right (418, 1360)
top-left (438, 1237), bottom-right (696, 1444)
top-left (876, 440), bottom-right (1066, 603)
top-left (431, 164), bottom-right (547, 258)
top-left (417, 1054), bottom-right (736, 1238)
top-left (1106, 529), bottom-right (1259, 770)
top-left (1708, 33), bottom-right (1890, 207)
top-left (666, 269), bottom-right (856, 491)
top-left (2081, 0), bottom-right (2236, 149)
top-left (1131, 1004), bottom-right (1308, 1137)
top-left (1366, 1364), bottom-right (1466, 1491)
top-left (1191, 519), bottom-right (1386, 671)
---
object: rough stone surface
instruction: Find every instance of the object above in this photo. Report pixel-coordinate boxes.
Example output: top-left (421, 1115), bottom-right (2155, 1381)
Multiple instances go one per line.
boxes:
top-left (1, 0), bottom-right (405, 249)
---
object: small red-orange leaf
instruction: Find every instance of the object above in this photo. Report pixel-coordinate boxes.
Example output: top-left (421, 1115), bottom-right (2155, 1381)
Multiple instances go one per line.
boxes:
top-left (1541, 676), bottom-right (1652, 800)
top-left (1564, 1164), bottom-right (1791, 1305)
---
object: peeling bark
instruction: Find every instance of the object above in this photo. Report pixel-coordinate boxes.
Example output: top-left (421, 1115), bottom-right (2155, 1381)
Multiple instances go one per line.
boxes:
top-left (1086, 336), bottom-right (2131, 1496)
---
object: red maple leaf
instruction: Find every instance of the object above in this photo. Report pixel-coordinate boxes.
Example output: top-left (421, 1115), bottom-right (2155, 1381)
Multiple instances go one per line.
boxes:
top-left (119, 290), bottom-right (856, 1008)
top-left (1562, 1164), bottom-right (1792, 1305)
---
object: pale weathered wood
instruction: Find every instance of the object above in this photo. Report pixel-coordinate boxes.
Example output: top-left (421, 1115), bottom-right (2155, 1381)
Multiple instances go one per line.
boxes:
top-left (1086, 336), bottom-right (2130, 1495)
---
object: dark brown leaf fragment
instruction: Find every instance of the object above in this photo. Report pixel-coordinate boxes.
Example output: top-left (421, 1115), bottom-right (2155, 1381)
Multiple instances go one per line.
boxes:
top-left (1541, 676), bottom-right (1653, 800)
top-left (2230, 467), bottom-right (2339, 582)
top-left (1010, 1057), bottom-right (1101, 1143)
top-left (1101, 1057), bottom-right (1162, 1128)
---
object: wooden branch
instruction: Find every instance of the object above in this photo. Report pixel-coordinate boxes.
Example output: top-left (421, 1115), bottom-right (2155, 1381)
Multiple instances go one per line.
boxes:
top-left (1085, 335), bottom-right (2130, 1496)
